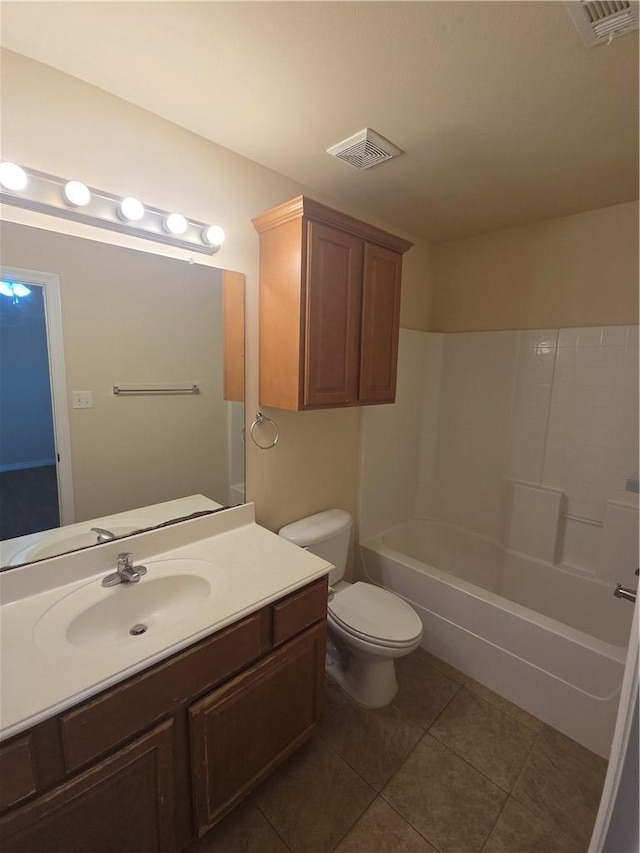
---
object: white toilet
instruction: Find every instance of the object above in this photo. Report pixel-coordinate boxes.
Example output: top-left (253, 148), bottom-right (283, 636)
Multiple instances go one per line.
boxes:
top-left (278, 509), bottom-right (423, 708)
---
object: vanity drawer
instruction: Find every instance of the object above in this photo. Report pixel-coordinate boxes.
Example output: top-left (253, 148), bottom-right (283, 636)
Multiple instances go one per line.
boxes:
top-left (0, 735), bottom-right (37, 812)
top-left (59, 611), bottom-right (264, 773)
top-left (272, 576), bottom-right (327, 646)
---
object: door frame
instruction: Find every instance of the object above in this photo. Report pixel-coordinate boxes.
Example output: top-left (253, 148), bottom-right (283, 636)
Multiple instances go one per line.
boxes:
top-left (1, 265), bottom-right (74, 527)
top-left (589, 599), bottom-right (638, 851)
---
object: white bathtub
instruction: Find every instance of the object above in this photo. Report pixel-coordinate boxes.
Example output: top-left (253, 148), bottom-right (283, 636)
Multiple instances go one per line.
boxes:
top-left (361, 519), bottom-right (633, 758)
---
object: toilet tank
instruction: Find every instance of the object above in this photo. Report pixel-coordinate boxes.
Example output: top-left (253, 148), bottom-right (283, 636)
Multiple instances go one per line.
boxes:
top-left (278, 509), bottom-right (352, 585)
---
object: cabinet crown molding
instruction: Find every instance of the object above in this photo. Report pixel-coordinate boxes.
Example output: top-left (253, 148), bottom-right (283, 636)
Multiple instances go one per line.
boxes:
top-left (252, 195), bottom-right (413, 255)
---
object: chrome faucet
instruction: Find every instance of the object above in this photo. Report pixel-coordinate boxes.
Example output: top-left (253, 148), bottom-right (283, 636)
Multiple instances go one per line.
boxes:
top-left (91, 527), bottom-right (117, 544)
top-left (101, 552), bottom-right (148, 587)
top-left (613, 568), bottom-right (638, 604)
top-left (614, 584), bottom-right (637, 604)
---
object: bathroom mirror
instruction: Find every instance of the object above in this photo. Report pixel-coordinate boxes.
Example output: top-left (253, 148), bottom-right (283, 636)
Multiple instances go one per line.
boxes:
top-left (0, 221), bottom-right (245, 568)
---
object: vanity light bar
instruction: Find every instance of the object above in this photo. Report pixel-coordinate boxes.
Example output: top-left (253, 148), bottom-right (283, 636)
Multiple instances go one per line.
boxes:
top-left (0, 163), bottom-right (225, 255)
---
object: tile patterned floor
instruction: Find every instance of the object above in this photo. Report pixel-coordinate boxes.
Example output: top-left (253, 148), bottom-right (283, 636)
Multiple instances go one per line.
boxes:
top-left (188, 648), bottom-right (608, 853)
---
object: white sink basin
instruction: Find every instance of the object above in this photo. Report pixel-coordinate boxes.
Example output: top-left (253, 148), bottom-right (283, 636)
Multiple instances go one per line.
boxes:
top-left (33, 559), bottom-right (225, 651)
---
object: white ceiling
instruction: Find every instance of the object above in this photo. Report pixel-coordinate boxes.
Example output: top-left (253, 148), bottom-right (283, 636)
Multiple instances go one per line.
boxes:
top-left (1, 1), bottom-right (638, 243)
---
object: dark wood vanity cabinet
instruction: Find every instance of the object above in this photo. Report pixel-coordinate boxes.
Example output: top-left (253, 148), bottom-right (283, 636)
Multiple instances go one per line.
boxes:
top-left (253, 196), bottom-right (413, 410)
top-left (190, 623), bottom-right (325, 835)
top-left (0, 721), bottom-right (176, 853)
top-left (0, 577), bottom-right (327, 852)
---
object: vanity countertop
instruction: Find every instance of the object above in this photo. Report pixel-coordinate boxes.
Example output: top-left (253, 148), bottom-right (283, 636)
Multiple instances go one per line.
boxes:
top-left (0, 503), bottom-right (331, 742)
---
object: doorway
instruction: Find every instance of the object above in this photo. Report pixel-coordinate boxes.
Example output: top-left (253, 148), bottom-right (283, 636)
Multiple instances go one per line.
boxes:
top-left (0, 266), bottom-right (74, 541)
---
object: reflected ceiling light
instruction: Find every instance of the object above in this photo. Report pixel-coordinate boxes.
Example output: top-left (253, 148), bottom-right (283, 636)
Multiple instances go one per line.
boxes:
top-left (118, 196), bottom-right (145, 222)
top-left (0, 162), bottom-right (28, 192)
top-left (164, 213), bottom-right (188, 236)
top-left (0, 280), bottom-right (31, 299)
top-left (0, 164), bottom-right (225, 255)
top-left (63, 180), bottom-right (91, 207)
top-left (202, 225), bottom-right (225, 248)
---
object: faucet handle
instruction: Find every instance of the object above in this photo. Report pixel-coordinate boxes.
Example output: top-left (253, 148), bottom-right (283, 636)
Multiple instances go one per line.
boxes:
top-left (102, 552), bottom-right (145, 587)
top-left (91, 527), bottom-right (116, 543)
top-left (117, 552), bottom-right (133, 571)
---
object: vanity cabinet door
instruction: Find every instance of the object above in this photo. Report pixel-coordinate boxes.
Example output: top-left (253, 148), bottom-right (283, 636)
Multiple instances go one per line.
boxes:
top-left (189, 622), bottom-right (326, 836)
top-left (0, 734), bottom-right (37, 813)
top-left (0, 720), bottom-right (175, 853)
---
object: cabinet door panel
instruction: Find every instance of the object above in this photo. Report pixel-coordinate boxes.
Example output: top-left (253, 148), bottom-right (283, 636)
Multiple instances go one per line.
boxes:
top-left (0, 735), bottom-right (37, 812)
top-left (304, 221), bottom-right (363, 407)
top-left (190, 623), bottom-right (325, 835)
top-left (360, 244), bottom-right (402, 403)
top-left (0, 720), bottom-right (175, 853)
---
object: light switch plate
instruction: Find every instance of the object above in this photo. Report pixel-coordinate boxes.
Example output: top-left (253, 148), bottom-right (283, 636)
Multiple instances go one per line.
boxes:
top-left (72, 391), bottom-right (94, 409)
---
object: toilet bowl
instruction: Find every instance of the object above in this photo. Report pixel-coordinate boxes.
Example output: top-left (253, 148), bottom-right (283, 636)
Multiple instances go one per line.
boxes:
top-left (326, 580), bottom-right (423, 706)
top-left (278, 510), bottom-right (423, 708)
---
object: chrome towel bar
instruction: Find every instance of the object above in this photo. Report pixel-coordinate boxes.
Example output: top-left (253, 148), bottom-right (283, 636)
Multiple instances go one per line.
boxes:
top-left (113, 384), bottom-right (200, 395)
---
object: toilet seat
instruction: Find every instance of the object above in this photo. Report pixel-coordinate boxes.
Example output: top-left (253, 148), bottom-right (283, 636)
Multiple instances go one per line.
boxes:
top-left (328, 582), bottom-right (423, 648)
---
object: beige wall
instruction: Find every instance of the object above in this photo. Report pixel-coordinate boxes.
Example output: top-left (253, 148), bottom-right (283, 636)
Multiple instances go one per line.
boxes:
top-left (0, 49), bottom-right (433, 543)
top-left (433, 201), bottom-right (639, 331)
top-left (400, 241), bottom-right (435, 331)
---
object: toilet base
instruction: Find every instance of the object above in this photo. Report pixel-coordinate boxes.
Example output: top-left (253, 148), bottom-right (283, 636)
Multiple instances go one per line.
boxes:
top-left (326, 645), bottom-right (399, 708)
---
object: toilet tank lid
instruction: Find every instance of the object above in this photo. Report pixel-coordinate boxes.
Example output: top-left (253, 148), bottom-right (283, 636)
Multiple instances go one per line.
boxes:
top-left (278, 509), bottom-right (352, 546)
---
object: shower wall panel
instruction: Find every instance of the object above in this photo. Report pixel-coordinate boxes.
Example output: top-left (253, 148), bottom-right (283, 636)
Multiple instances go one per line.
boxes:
top-left (360, 325), bottom-right (639, 581)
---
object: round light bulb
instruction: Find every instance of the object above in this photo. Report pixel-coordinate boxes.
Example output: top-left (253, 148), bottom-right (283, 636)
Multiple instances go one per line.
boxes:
top-left (0, 162), bottom-right (28, 192)
top-left (165, 213), bottom-right (188, 236)
top-left (63, 180), bottom-right (91, 207)
top-left (202, 225), bottom-right (225, 248)
top-left (118, 196), bottom-right (145, 222)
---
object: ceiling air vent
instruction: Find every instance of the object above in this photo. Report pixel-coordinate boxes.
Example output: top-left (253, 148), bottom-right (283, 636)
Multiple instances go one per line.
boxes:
top-left (327, 128), bottom-right (403, 171)
top-left (565, 1), bottom-right (639, 45)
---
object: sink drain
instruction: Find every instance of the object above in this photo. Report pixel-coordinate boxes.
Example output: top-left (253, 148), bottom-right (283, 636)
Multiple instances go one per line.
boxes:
top-left (129, 623), bottom-right (148, 636)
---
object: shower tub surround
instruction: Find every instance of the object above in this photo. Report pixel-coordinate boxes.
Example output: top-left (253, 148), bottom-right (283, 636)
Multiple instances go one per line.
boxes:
top-left (359, 326), bottom-right (639, 757)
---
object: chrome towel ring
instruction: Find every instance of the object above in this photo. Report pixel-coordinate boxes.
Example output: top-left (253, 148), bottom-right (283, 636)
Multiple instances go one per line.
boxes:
top-left (249, 411), bottom-right (279, 450)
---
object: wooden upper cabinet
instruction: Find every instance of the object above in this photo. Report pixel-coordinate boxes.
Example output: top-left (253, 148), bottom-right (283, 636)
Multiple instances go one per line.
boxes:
top-left (222, 270), bottom-right (245, 403)
top-left (253, 196), bottom-right (413, 410)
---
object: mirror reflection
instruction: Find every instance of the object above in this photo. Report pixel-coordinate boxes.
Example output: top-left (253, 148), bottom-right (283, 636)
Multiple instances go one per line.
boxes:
top-left (0, 222), bottom-right (245, 569)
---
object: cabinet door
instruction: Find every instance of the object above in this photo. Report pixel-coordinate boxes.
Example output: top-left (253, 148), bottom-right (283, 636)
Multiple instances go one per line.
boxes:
top-left (0, 735), bottom-right (37, 813)
top-left (190, 623), bottom-right (325, 835)
top-left (304, 221), bottom-right (363, 407)
top-left (0, 720), bottom-right (175, 853)
top-left (222, 270), bottom-right (245, 403)
top-left (359, 243), bottom-right (403, 403)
